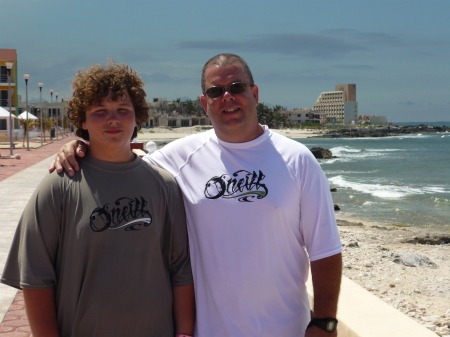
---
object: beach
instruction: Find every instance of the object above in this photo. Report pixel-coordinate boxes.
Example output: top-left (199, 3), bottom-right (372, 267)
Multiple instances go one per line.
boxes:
top-left (135, 126), bottom-right (317, 143)
top-left (337, 216), bottom-right (450, 336)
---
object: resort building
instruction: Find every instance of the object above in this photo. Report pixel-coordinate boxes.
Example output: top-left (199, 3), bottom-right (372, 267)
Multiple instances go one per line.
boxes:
top-left (281, 108), bottom-right (321, 125)
top-left (0, 49), bottom-right (18, 137)
top-left (358, 115), bottom-right (387, 125)
top-left (312, 84), bottom-right (358, 124)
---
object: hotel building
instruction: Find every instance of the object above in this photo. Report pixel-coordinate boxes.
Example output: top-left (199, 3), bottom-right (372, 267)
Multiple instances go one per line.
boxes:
top-left (313, 84), bottom-right (358, 124)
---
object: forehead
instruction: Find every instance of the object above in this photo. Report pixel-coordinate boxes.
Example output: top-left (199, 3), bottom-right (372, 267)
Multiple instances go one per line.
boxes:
top-left (204, 63), bottom-right (249, 86)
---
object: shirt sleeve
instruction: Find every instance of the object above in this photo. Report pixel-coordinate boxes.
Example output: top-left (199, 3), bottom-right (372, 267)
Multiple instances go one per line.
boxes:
top-left (162, 174), bottom-right (193, 287)
top-left (298, 152), bottom-right (342, 262)
top-left (1, 173), bottom-right (65, 289)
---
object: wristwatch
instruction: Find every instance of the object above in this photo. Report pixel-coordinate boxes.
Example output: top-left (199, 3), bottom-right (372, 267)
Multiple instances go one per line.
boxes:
top-left (306, 317), bottom-right (338, 332)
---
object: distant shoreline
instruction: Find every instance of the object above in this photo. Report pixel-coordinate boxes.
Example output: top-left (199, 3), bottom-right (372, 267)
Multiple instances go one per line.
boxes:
top-left (136, 126), bottom-right (316, 143)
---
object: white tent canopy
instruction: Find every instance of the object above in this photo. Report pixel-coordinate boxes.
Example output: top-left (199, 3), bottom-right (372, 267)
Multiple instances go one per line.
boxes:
top-left (0, 106), bottom-right (18, 119)
top-left (18, 111), bottom-right (39, 120)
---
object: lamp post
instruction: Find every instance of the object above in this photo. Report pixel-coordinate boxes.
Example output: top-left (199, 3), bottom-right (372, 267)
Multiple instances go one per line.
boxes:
top-left (61, 96), bottom-right (65, 136)
top-left (38, 83), bottom-right (44, 145)
top-left (55, 92), bottom-right (59, 140)
top-left (5, 62), bottom-right (14, 156)
top-left (23, 74), bottom-right (30, 150)
top-left (49, 88), bottom-right (54, 141)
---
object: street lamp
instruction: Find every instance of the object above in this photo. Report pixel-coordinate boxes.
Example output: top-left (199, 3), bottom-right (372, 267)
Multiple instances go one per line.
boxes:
top-left (38, 83), bottom-right (44, 145)
top-left (61, 96), bottom-right (65, 136)
top-left (5, 62), bottom-right (14, 156)
top-left (23, 74), bottom-right (30, 151)
top-left (49, 89), bottom-right (54, 141)
top-left (55, 92), bottom-right (59, 140)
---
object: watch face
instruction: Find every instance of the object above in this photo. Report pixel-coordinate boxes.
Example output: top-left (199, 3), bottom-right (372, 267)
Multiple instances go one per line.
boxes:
top-left (326, 321), bottom-right (336, 332)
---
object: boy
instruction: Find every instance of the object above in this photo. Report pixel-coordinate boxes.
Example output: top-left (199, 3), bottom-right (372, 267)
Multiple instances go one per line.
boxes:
top-left (1, 62), bottom-right (194, 337)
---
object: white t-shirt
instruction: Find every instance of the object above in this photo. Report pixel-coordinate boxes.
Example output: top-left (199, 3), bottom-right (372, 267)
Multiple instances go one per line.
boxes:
top-left (144, 126), bottom-right (342, 337)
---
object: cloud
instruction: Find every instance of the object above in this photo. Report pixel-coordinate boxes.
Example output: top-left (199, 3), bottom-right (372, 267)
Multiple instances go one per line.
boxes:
top-left (330, 64), bottom-right (375, 70)
top-left (398, 101), bottom-right (416, 106)
top-left (141, 72), bottom-right (173, 83)
top-left (320, 29), bottom-right (403, 46)
top-left (179, 33), bottom-right (366, 58)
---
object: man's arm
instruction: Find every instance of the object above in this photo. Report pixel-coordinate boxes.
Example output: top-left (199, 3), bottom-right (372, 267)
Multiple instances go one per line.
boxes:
top-left (172, 284), bottom-right (195, 336)
top-left (23, 288), bottom-right (60, 337)
top-left (48, 140), bottom-right (89, 177)
top-left (306, 253), bottom-right (342, 337)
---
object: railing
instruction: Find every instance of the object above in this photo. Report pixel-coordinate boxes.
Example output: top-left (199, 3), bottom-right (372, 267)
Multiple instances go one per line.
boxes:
top-left (0, 74), bottom-right (15, 83)
top-left (0, 99), bottom-right (16, 107)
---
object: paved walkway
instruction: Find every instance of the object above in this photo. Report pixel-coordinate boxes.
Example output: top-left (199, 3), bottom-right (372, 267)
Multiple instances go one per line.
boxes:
top-left (0, 134), bottom-right (78, 336)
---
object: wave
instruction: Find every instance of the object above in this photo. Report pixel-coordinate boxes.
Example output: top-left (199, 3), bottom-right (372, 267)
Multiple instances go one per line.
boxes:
top-left (432, 197), bottom-right (450, 204)
top-left (328, 175), bottom-right (449, 199)
top-left (327, 146), bottom-right (399, 162)
top-left (324, 170), bottom-right (379, 175)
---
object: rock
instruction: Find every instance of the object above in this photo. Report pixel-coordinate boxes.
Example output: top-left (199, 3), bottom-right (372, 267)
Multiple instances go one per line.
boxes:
top-left (334, 204), bottom-right (340, 211)
top-left (403, 234), bottom-right (450, 245)
top-left (392, 252), bottom-right (437, 268)
top-left (310, 147), bottom-right (334, 159)
top-left (337, 219), bottom-right (363, 227)
top-left (346, 241), bottom-right (359, 248)
top-left (330, 187), bottom-right (337, 192)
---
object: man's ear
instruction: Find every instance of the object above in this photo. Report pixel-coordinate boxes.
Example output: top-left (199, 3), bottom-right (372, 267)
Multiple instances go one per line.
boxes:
top-left (200, 95), bottom-right (209, 115)
top-left (252, 85), bottom-right (259, 105)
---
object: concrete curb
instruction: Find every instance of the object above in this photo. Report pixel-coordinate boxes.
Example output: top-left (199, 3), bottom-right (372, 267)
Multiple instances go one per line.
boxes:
top-left (307, 273), bottom-right (437, 336)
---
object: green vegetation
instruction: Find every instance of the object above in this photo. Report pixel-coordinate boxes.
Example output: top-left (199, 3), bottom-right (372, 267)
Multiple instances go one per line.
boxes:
top-left (257, 103), bottom-right (291, 129)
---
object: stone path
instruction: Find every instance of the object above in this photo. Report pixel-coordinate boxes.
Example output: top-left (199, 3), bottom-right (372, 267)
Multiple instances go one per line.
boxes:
top-left (0, 134), bottom-right (78, 336)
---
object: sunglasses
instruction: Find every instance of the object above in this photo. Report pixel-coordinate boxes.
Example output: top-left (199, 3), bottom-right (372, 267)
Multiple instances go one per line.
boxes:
top-left (204, 82), bottom-right (253, 99)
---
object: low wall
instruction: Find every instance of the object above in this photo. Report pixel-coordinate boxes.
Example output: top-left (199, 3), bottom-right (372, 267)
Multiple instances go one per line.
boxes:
top-left (306, 274), bottom-right (436, 336)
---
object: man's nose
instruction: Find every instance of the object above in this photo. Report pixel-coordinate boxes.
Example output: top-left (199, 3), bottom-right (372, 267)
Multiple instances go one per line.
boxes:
top-left (222, 89), bottom-right (235, 101)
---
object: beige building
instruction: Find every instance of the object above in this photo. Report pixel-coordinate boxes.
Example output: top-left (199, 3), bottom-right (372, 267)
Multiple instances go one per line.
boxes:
top-left (281, 108), bottom-right (313, 125)
top-left (313, 84), bottom-right (358, 124)
top-left (359, 115), bottom-right (387, 125)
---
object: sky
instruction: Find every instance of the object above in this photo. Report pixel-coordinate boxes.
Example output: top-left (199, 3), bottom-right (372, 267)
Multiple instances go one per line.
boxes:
top-left (2, 0), bottom-right (450, 122)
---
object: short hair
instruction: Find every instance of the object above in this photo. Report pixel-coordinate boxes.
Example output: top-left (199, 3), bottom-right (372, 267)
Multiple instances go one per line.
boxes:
top-left (201, 54), bottom-right (254, 93)
top-left (67, 61), bottom-right (149, 141)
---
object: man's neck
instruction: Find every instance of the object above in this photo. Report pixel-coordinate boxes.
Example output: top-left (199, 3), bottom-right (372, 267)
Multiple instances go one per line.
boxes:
top-left (215, 124), bottom-right (265, 143)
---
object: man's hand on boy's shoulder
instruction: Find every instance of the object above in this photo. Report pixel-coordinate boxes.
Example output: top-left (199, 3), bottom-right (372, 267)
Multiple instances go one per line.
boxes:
top-left (49, 140), bottom-right (89, 177)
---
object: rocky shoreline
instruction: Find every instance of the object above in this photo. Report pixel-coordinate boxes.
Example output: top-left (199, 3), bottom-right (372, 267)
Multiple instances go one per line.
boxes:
top-left (337, 218), bottom-right (450, 336)
top-left (314, 124), bottom-right (449, 138)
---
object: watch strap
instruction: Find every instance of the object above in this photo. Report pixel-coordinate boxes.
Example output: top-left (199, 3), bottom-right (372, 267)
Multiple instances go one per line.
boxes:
top-left (307, 317), bottom-right (338, 332)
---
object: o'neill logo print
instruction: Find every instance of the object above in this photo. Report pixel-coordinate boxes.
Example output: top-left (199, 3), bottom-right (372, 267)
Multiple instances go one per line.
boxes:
top-left (89, 196), bottom-right (152, 232)
top-left (204, 170), bottom-right (268, 202)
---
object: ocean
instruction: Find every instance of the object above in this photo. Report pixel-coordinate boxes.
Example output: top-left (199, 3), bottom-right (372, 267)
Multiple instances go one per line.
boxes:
top-left (296, 131), bottom-right (450, 232)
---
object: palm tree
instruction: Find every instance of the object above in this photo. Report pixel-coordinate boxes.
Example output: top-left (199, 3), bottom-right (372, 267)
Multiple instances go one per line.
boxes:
top-left (18, 118), bottom-right (31, 147)
top-left (36, 117), bottom-right (54, 142)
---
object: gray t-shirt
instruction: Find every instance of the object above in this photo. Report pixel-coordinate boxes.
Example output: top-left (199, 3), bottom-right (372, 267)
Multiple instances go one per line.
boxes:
top-left (1, 154), bottom-right (192, 337)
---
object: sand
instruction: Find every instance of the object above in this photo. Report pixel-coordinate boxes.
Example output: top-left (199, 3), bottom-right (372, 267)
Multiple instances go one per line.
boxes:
top-left (135, 126), bottom-right (316, 143)
top-left (337, 215), bottom-right (450, 336)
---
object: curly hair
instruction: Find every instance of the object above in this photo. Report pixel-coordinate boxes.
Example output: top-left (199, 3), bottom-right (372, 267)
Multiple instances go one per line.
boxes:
top-left (67, 61), bottom-right (149, 141)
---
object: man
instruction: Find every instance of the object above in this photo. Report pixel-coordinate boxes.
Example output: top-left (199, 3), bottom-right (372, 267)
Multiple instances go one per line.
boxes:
top-left (2, 62), bottom-right (194, 337)
top-left (51, 54), bottom-right (342, 337)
